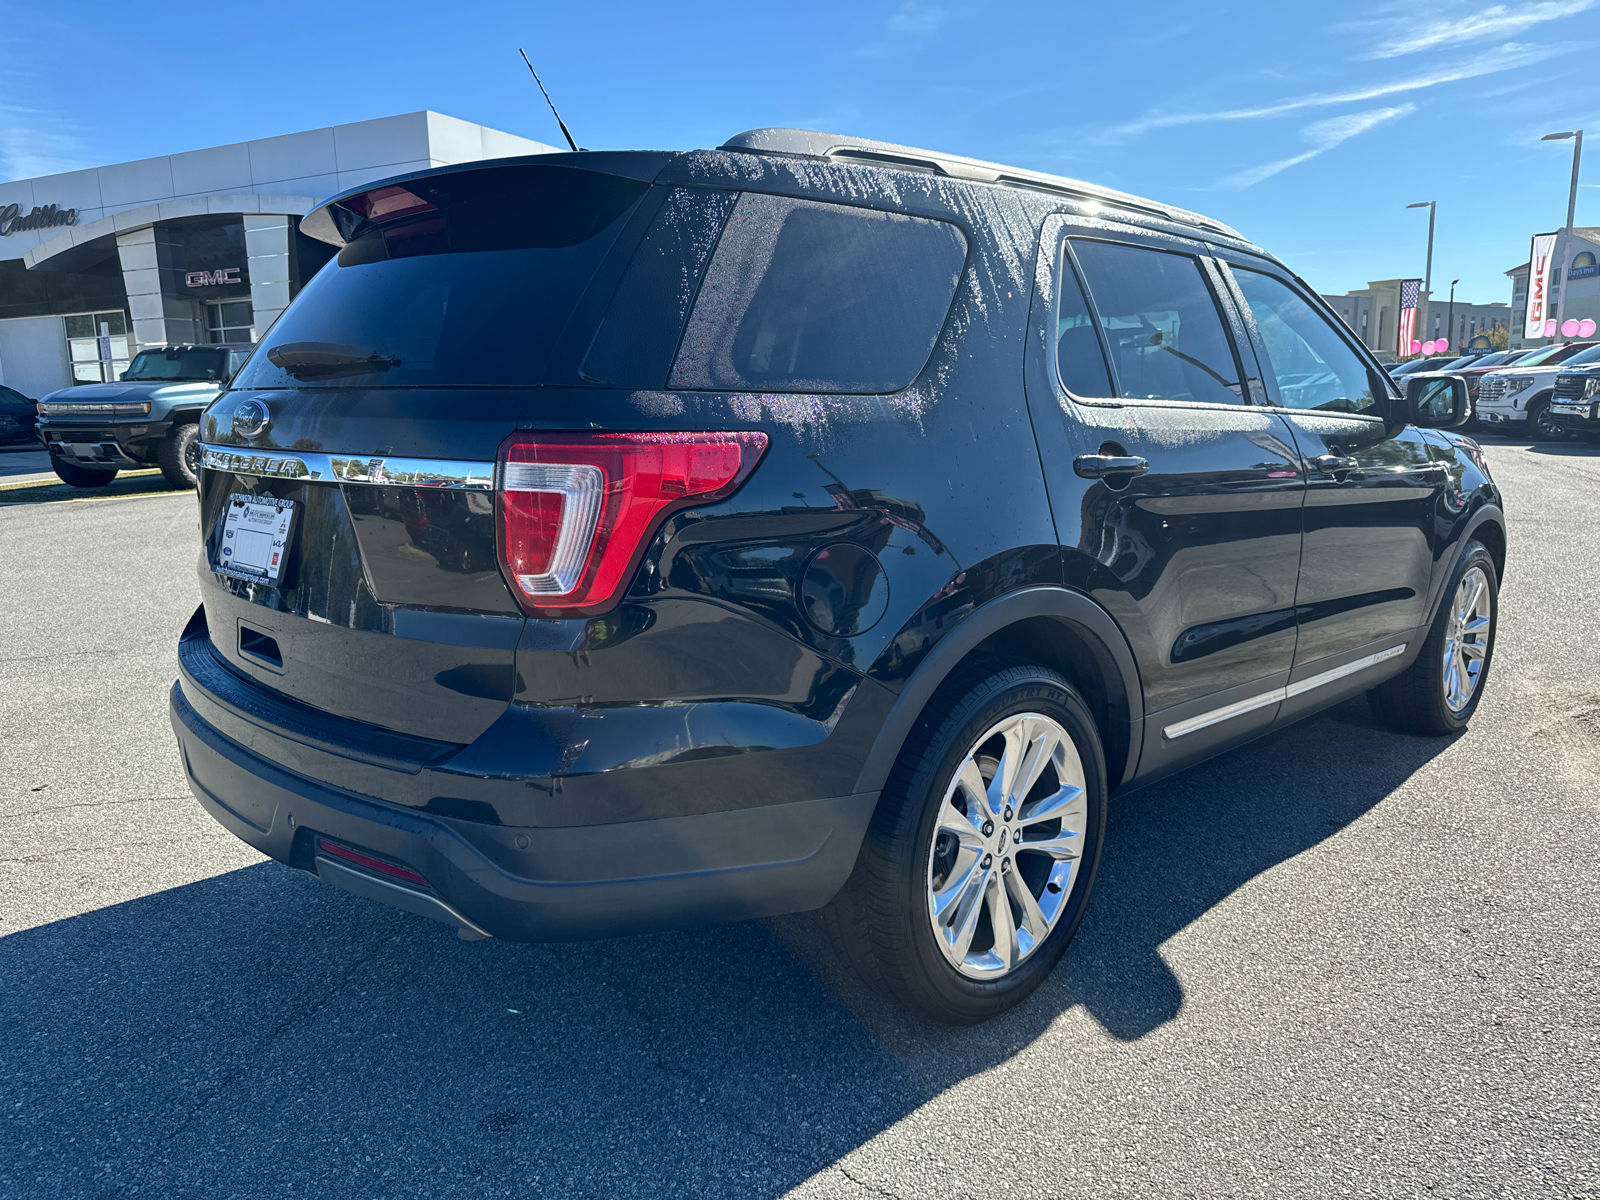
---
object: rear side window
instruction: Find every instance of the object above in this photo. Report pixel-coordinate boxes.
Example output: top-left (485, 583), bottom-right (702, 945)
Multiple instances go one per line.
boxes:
top-left (669, 194), bottom-right (967, 394)
top-left (236, 166), bottom-right (648, 389)
top-left (1071, 240), bottom-right (1246, 406)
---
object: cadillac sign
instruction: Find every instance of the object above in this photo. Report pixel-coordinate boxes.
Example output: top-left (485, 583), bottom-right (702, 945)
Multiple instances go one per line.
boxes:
top-left (0, 203), bottom-right (79, 236)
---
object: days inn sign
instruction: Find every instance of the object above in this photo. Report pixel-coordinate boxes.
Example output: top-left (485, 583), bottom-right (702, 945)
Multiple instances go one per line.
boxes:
top-left (0, 202), bottom-right (80, 236)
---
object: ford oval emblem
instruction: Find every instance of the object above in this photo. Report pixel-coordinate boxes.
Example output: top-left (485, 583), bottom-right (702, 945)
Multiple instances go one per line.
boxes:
top-left (232, 399), bottom-right (271, 438)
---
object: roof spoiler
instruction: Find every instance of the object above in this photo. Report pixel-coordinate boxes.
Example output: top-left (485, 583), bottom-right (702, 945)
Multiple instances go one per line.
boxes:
top-left (299, 151), bottom-right (677, 248)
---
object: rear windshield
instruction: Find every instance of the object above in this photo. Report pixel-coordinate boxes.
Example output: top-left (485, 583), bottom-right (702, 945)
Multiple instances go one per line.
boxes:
top-left (667, 193), bottom-right (967, 394)
top-left (235, 166), bottom-right (647, 389)
top-left (124, 347), bottom-right (230, 382)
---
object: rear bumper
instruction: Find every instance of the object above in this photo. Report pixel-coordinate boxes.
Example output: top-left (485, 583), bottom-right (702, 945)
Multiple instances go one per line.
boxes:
top-left (169, 680), bottom-right (877, 941)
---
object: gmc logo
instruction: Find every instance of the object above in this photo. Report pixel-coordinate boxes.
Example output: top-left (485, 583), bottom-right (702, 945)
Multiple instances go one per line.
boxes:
top-left (185, 267), bottom-right (241, 287)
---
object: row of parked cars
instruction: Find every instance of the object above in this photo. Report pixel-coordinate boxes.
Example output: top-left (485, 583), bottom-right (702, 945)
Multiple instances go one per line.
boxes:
top-left (1388, 343), bottom-right (1600, 442)
top-left (4, 343), bottom-right (255, 488)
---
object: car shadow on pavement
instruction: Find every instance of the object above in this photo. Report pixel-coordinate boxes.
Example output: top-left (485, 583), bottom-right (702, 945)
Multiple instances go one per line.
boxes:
top-left (0, 697), bottom-right (1454, 1198)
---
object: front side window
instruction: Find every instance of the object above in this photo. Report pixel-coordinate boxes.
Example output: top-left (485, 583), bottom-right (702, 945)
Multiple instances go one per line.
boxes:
top-left (1231, 268), bottom-right (1377, 413)
top-left (1070, 240), bottom-right (1246, 406)
top-left (1055, 252), bottom-right (1113, 397)
top-left (670, 193), bottom-right (967, 394)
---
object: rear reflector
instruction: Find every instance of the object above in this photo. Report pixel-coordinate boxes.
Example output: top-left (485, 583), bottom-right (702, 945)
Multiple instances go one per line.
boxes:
top-left (496, 431), bottom-right (768, 617)
top-left (317, 838), bottom-right (429, 888)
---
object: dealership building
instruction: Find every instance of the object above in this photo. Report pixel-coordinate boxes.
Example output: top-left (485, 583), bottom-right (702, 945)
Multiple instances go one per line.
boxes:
top-left (0, 112), bottom-right (556, 398)
top-left (1504, 229), bottom-right (1600, 349)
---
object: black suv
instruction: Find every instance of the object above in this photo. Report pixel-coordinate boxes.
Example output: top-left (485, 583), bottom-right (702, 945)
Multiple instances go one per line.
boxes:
top-left (171, 130), bottom-right (1503, 1023)
top-left (36, 343), bottom-right (253, 488)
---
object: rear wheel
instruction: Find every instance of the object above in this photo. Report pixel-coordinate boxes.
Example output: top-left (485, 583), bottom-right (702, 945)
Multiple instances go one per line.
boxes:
top-left (1529, 400), bottom-right (1570, 442)
top-left (822, 661), bottom-right (1107, 1023)
top-left (50, 457), bottom-right (117, 488)
top-left (158, 424), bottom-right (201, 488)
top-left (1369, 541), bottom-right (1498, 735)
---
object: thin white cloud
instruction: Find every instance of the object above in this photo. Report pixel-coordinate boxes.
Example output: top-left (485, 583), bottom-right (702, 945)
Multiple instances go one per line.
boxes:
top-left (1221, 105), bottom-right (1415, 188)
top-left (856, 1), bottom-right (951, 56)
top-left (1360, 0), bottom-right (1595, 58)
top-left (1103, 41), bottom-right (1568, 141)
top-left (0, 102), bottom-right (93, 181)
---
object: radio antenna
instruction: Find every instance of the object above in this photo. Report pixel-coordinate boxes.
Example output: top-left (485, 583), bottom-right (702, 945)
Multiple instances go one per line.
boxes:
top-left (518, 49), bottom-right (581, 153)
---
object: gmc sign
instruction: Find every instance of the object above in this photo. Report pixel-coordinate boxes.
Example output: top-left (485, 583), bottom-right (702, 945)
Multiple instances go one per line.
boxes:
top-left (186, 267), bottom-right (242, 287)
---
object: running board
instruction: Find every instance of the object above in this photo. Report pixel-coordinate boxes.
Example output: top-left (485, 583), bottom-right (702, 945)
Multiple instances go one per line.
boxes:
top-left (1163, 644), bottom-right (1406, 741)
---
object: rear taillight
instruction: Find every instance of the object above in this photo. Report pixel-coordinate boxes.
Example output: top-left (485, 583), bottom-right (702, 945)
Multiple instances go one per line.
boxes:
top-left (496, 431), bottom-right (768, 617)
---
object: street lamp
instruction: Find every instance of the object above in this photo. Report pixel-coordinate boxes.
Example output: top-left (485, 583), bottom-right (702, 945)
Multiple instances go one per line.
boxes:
top-left (1448, 279), bottom-right (1459, 350)
top-left (1542, 130), bottom-right (1584, 337)
top-left (1407, 200), bottom-right (1436, 353)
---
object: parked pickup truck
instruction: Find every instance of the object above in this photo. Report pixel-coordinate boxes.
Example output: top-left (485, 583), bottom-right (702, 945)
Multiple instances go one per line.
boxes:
top-left (35, 343), bottom-right (254, 488)
top-left (1548, 365), bottom-right (1600, 442)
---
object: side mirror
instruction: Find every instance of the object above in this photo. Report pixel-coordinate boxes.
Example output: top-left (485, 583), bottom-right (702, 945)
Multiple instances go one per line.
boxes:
top-left (1403, 373), bottom-right (1470, 429)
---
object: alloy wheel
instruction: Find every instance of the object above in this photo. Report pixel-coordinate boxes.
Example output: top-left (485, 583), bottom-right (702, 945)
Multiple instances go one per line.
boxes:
top-left (1534, 405), bottom-right (1568, 441)
top-left (183, 436), bottom-right (203, 477)
top-left (1442, 565), bottom-right (1492, 713)
top-left (925, 713), bottom-right (1088, 979)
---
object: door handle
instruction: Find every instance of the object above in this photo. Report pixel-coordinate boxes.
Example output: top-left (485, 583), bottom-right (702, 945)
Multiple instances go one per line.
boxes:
top-left (1309, 454), bottom-right (1359, 474)
top-left (1074, 454), bottom-right (1149, 479)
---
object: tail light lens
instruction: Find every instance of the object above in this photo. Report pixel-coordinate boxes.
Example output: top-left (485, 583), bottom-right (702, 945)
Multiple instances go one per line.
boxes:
top-left (496, 431), bottom-right (768, 617)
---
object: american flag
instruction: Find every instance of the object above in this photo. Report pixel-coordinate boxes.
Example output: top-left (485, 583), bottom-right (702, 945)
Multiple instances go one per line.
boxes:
top-left (1398, 278), bottom-right (1421, 355)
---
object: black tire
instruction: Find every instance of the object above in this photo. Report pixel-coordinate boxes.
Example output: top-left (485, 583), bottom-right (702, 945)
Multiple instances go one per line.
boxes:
top-left (1369, 541), bottom-right (1499, 736)
top-left (1528, 399), bottom-right (1570, 442)
top-left (158, 424), bottom-right (201, 488)
top-left (821, 660), bottom-right (1107, 1024)
top-left (50, 457), bottom-right (117, 488)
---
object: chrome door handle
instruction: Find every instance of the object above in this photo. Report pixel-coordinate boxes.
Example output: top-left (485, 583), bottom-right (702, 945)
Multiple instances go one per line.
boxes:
top-left (1310, 454), bottom-right (1359, 474)
top-left (1074, 454), bottom-right (1149, 479)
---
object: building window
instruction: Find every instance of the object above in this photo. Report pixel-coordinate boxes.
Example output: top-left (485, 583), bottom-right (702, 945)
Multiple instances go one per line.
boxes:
top-left (206, 299), bottom-right (255, 344)
top-left (65, 311), bottom-right (130, 384)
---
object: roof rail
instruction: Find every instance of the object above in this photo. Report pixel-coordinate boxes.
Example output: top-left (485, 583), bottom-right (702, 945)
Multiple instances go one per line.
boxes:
top-left (719, 128), bottom-right (1242, 241)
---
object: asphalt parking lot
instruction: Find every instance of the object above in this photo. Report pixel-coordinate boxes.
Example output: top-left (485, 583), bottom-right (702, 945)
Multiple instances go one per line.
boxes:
top-left (3, 437), bottom-right (1598, 1199)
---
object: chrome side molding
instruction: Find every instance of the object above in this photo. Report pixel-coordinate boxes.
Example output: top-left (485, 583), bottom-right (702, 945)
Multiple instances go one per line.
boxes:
top-left (201, 444), bottom-right (495, 490)
top-left (1163, 644), bottom-right (1406, 740)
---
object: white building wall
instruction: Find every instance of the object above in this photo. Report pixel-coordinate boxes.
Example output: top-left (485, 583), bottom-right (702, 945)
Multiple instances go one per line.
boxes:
top-left (244, 214), bottom-right (292, 336)
top-left (0, 113), bottom-right (557, 266)
top-left (0, 316), bottom-right (70, 399)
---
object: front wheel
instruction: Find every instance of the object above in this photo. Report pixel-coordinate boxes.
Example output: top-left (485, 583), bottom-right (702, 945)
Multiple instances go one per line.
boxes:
top-left (50, 457), bottom-right (118, 488)
top-left (1530, 400), bottom-right (1570, 442)
top-left (158, 424), bottom-right (201, 488)
top-left (1369, 541), bottom-right (1498, 735)
top-left (822, 662), bottom-right (1107, 1023)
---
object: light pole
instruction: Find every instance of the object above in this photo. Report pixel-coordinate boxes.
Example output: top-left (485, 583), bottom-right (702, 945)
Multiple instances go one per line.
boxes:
top-left (1542, 130), bottom-right (1583, 337)
top-left (1448, 279), bottom-right (1458, 350)
top-left (1407, 200), bottom-right (1436, 353)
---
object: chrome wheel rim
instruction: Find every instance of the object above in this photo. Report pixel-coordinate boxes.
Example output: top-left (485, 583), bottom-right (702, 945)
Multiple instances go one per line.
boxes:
top-left (1443, 565), bottom-right (1492, 713)
top-left (925, 712), bottom-right (1087, 980)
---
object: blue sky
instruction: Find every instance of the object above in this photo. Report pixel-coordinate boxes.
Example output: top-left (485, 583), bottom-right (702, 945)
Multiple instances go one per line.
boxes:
top-left (5, 0), bottom-right (1598, 304)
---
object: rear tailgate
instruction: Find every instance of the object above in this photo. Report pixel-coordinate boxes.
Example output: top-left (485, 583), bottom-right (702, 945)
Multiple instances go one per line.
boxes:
top-left (192, 159), bottom-right (661, 744)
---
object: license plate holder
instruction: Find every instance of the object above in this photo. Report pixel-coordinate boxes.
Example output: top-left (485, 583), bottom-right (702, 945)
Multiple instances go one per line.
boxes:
top-left (215, 493), bottom-right (297, 585)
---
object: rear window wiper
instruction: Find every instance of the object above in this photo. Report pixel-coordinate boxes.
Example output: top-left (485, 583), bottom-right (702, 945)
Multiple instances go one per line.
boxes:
top-left (267, 342), bottom-right (402, 380)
